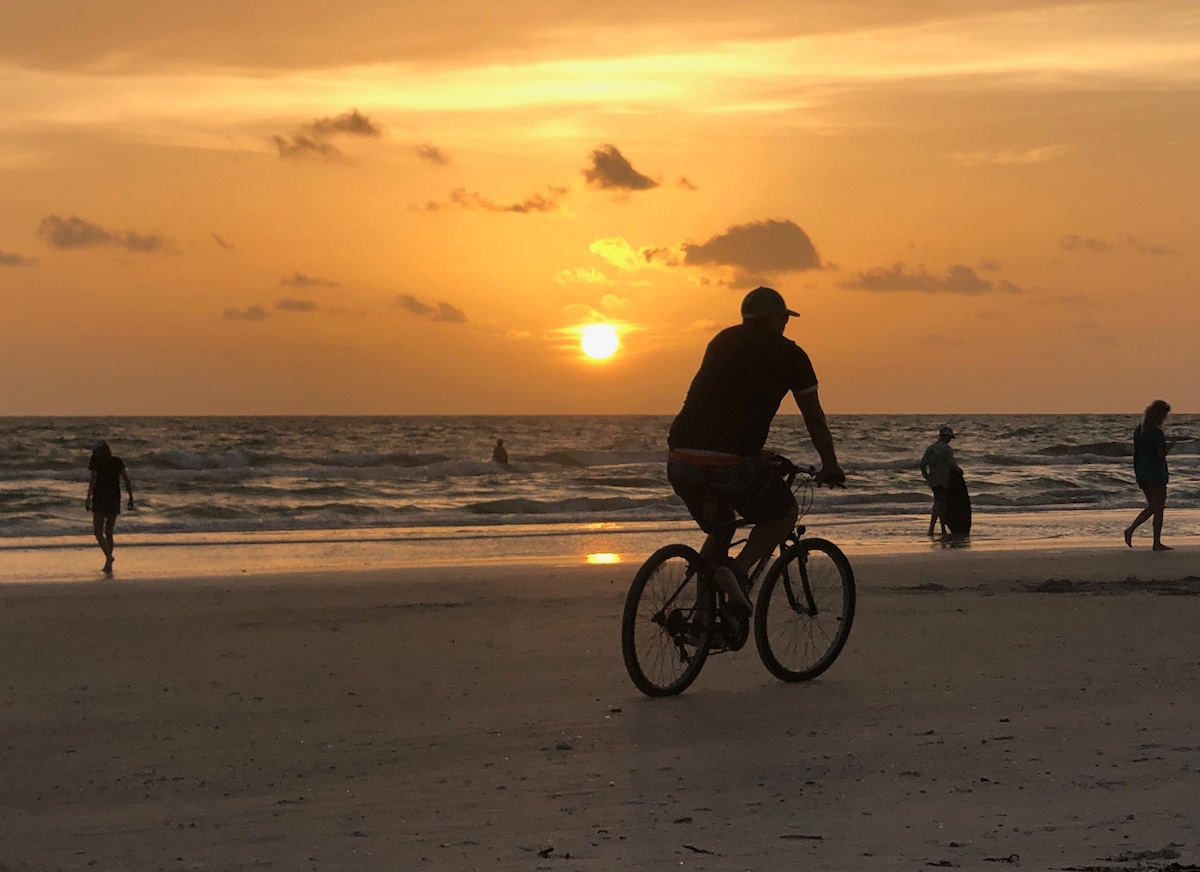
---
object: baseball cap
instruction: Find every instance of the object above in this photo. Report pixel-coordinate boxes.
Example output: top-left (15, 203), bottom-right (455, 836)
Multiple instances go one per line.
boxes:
top-left (939, 424), bottom-right (955, 439)
top-left (741, 286), bottom-right (799, 319)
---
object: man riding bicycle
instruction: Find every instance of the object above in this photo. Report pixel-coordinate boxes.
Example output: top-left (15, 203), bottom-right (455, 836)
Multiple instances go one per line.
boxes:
top-left (667, 286), bottom-right (845, 616)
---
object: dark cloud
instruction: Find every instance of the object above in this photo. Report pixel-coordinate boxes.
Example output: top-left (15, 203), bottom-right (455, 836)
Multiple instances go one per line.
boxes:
top-left (431, 302), bottom-right (467, 323)
top-left (281, 272), bottom-right (339, 288)
top-left (210, 233), bottom-right (235, 250)
top-left (683, 219), bottom-right (821, 286)
top-left (273, 109), bottom-right (383, 160)
top-left (677, 176), bottom-right (698, 191)
top-left (272, 134), bottom-right (340, 159)
top-left (37, 214), bottom-right (176, 254)
top-left (583, 144), bottom-right (658, 192)
top-left (223, 305), bottom-right (268, 322)
top-left (415, 186), bottom-right (566, 214)
top-left (395, 294), bottom-right (434, 316)
top-left (393, 294), bottom-right (467, 324)
top-left (416, 144), bottom-right (450, 165)
top-left (276, 298), bottom-right (319, 312)
top-left (838, 263), bottom-right (1022, 295)
top-left (0, 250), bottom-right (36, 267)
top-left (308, 109), bottom-right (381, 139)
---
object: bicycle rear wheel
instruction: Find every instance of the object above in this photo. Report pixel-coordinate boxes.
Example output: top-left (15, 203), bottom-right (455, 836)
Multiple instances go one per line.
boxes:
top-left (621, 544), bottom-right (714, 697)
top-left (754, 537), bottom-right (855, 682)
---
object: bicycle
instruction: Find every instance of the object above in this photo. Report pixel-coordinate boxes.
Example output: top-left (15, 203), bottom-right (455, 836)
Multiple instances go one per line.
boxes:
top-left (620, 456), bottom-right (856, 697)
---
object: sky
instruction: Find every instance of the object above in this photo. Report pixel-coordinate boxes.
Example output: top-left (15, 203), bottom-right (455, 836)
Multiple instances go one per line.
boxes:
top-left (1, 0), bottom-right (1198, 415)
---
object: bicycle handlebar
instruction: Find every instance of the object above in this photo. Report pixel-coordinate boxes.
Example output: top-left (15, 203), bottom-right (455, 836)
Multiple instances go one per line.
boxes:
top-left (772, 454), bottom-right (844, 489)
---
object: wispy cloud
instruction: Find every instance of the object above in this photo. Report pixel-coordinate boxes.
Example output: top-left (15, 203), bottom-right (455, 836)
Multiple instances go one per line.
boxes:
top-left (589, 237), bottom-right (679, 270)
top-left (0, 250), bottom-right (36, 267)
top-left (276, 298), bottom-right (319, 312)
top-left (838, 262), bottom-right (1022, 295)
top-left (272, 109), bottom-right (383, 160)
top-left (414, 186), bottom-right (566, 214)
top-left (583, 144), bottom-right (658, 192)
top-left (416, 144), bottom-right (450, 165)
top-left (1060, 234), bottom-right (1181, 255)
top-left (1059, 234), bottom-right (1113, 253)
top-left (210, 233), bottom-right (235, 250)
top-left (556, 267), bottom-right (612, 285)
top-left (951, 144), bottom-right (1071, 166)
top-left (37, 214), bottom-right (176, 254)
top-left (223, 305), bottom-right (268, 322)
top-left (8, 6), bottom-right (1199, 149)
top-left (393, 294), bottom-right (468, 323)
top-left (281, 271), bottom-right (340, 288)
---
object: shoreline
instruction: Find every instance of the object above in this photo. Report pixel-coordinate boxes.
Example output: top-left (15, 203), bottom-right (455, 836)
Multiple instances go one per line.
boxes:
top-left (3, 507), bottom-right (1199, 584)
top-left (3, 537), bottom-right (1196, 592)
top-left (2, 510), bottom-right (1200, 587)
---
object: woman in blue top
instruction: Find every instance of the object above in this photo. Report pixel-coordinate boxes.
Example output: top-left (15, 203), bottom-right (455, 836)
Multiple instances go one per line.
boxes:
top-left (1124, 399), bottom-right (1174, 551)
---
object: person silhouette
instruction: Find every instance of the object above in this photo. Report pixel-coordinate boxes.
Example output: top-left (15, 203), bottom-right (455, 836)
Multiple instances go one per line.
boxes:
top-left (85, 441), bottom-right (135, 573)
top-left (492, 439), bottom-right (508, 465)
top-left (666, 286), bottom-right (844, 616)
top-left (920, 424), bottom-right (962, 537)
top-left (1124, 399), bottom-right (1174, 551)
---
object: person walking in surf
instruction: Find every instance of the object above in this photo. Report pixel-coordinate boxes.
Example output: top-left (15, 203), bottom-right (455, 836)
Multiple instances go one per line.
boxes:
top-left (86, 441), bottom-right (135, 573)
top-left (1124, 399), bottom-right (1174, 551)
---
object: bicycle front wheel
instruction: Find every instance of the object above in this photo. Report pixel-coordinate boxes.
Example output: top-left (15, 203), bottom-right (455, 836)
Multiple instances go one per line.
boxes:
top-left (754, 537), bottom-right (855, 682)
top-left (621, 544), bottom-right (714, 697)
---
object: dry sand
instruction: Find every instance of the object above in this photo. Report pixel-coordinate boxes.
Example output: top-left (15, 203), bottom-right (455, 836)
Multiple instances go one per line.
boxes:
top-left (2, 547), bottom-right (1200, 871)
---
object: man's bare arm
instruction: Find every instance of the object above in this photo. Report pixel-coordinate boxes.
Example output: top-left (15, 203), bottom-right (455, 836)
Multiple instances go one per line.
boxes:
top-left (794, 389), bottom-right (843, 480)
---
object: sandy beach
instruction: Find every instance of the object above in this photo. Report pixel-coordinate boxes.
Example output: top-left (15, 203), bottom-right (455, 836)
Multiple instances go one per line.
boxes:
top-left (2, 546), bottom-right (1200, 871)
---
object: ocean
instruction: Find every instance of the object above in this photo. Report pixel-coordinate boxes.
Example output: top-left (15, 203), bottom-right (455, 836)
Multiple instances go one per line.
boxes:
top-left (2, 414), bottom-right (1197, 577)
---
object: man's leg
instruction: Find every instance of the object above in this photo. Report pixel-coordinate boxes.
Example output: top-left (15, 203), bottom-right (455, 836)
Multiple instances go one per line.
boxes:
top-left (735, 500), bottom-right (799, 576)
top-left (929, 487), bottom-right (947, 536)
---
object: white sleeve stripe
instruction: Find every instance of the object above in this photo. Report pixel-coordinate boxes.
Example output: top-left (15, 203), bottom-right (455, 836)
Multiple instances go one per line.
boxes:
top-left (794, 383), bottom-right (818, 396)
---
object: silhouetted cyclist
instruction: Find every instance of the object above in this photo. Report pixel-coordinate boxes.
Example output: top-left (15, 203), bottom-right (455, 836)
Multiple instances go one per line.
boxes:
top-left (667, 286), bottom-right (845, 615)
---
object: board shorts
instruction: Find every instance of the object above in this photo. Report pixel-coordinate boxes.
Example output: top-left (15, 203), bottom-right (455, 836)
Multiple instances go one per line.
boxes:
top-left (667, 453), bottom-right (795, 534)
top-left (930, 485), bottom-right (948, 509)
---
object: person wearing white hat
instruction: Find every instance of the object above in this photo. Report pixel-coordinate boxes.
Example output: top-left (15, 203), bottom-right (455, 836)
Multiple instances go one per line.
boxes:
top-left (920, 424), bottom-right (961, 536)
top-left (667, 286), bottom-right (845, 616)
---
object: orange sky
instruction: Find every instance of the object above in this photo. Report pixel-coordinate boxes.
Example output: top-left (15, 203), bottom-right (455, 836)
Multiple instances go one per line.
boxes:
top-left (1, 0), bottom-right (1197, 414)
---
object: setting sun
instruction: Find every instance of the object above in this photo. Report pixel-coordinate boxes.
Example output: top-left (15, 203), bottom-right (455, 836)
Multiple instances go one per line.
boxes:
top-left (580, 324), bottom-right (620, 360)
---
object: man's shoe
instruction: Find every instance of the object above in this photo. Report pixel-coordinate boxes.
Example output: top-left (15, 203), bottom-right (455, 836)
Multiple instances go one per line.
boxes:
top-left (712, 566), bottom-right (752, 616)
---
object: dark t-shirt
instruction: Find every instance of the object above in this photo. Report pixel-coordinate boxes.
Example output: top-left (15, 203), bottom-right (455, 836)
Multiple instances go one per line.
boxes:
top-left (89, 455), bottom-right (126, 505)
top-left (668, 323), bottom-right (819, 456)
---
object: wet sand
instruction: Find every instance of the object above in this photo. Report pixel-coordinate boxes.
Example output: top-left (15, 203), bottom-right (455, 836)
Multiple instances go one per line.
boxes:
top-left (2, 548), bottom-right (1199, 870)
